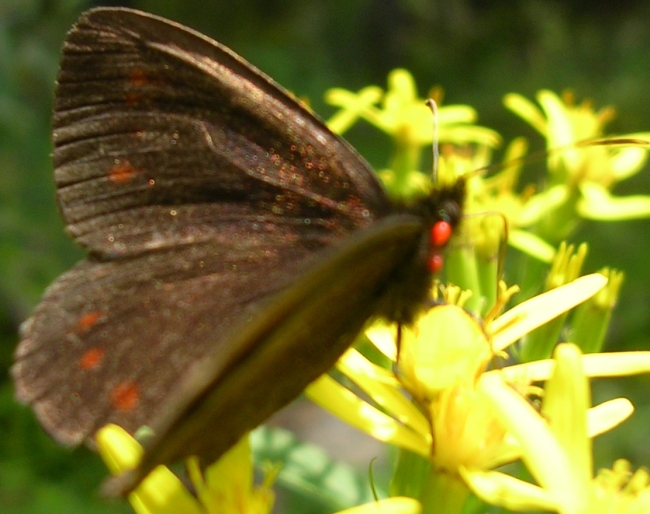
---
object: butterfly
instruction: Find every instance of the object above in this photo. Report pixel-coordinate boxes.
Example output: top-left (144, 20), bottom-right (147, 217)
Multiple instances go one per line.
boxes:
top-left (12, 7), bottom-right (465, 493)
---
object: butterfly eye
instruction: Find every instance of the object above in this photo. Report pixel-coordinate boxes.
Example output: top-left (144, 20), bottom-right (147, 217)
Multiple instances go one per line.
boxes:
top-left (437, 197), bottom-right (463, 224)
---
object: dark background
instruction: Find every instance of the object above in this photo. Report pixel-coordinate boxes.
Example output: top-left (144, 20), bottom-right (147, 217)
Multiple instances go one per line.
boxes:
top-left (2, 0), bottom-right (650, 512)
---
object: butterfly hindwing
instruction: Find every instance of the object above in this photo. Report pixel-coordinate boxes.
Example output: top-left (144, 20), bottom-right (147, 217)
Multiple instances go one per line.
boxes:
top-left (14, 227), bottom-right (330, 444)
top-left (105, 214), bottom-right (428, 494)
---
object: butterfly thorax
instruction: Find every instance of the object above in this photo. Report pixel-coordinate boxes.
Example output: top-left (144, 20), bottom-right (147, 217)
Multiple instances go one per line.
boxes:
top-left (374, 178), bottom-right (466, 325)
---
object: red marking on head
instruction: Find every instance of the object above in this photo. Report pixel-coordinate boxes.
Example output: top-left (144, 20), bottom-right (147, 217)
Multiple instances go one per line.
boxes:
top-left (428, 253), bottom-right (444, 274)
top-left (111, 382), bottom-right (140, 412)
top-left (431, 221), bottom-right (452, 248)
top-left (77, 311), bottom-right (103, 331)
top-left (79, 347), bottom-right (104, 370)
top-left (108, 161), bottom-right (139, 183)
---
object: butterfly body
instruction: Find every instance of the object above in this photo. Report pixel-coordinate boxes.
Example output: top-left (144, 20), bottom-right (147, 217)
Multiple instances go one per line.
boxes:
top-left (12, 7), bottom-right (465, 493)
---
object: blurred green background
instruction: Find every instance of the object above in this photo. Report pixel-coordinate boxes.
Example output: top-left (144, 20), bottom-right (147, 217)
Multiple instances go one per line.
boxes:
top-left (2, 0), bottom-right (650, 512)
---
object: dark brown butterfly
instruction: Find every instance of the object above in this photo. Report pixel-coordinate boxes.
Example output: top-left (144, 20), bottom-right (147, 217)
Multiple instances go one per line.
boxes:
top-left (12, 7), bottom-right (465, 493)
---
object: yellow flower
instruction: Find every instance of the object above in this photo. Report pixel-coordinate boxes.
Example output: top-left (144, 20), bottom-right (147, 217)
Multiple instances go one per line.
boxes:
top-left (325, 69), bottom-right (500, 199)
top-left (98, 426), bottom-right (424, 514)
top-left (505, 89), bottom-right (650, 225)
top-left (593, 459), bottom-right (650, 514)
top-left (306, 274), bottom-right (650, 513)
top-left (465, 343), bottom-right (650, 514)
top-left (519, 243), bottom-right (624, 361)
top-left (327, 69), bottom-right (499, 148)
top-left (97, 426), bottom-right (275, 514)
top-left (335, 497), bottom-right (422, 514)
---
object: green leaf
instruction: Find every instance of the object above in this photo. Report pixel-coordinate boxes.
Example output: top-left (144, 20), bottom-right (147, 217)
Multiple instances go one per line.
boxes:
top-left (251, 425), bottom-right (384, 511)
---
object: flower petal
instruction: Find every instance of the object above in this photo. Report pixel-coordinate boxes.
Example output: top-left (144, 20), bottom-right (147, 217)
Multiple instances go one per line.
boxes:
top-left (461, 468), bottom-right (558, 512)
top-left (305, 375), bottom-right (430, 457)
top-left (490, 274), bottom-right (607, 351)
top-left (543, 344), bottom-right (591, 500)
top-left (478, 373), bottom-right (581, 512)
top-left (335, 497), bottom-right (422, 514)
top-left (96, 425), bottom-right (203, 514)
top-left (587, 398), bottom-right (634, 437)
top-left (578, 182), bottom-right (650, 220)
top-left (503, 92), bottom-right (548, 135)
top-left (336, 349), bottom-right (431, 436)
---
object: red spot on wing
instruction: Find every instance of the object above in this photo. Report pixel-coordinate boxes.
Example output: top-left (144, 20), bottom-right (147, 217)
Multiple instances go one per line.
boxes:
top-left (111, 382), bottom-right (140, 412)
top-left (79, 347), bottom-right (104, 370)
top-left (109, 161), bottom-right (139, 184)
top-left (77, 311), bottom-right (103, 331)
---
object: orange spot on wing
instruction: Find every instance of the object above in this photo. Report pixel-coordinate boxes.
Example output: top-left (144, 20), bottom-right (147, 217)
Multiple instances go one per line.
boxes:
top-left (124, 68), bottom-right (154, 105)
top-left (79, 347), bottom-right (104, 370)
top-left (125, 91), bottom-right (143, 106)
top-left (111, 381), bottom-right (140, 412)
top-left (109, 161), bottom-right (139, 183)
top-left (129, 68), bottom-right (148, 87)
top-left (77, 311), bottom-right (103, 331)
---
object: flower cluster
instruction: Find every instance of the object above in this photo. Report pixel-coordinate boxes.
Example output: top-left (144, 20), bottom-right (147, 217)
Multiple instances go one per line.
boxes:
top-left (98, 71), bottom-right (650, 514)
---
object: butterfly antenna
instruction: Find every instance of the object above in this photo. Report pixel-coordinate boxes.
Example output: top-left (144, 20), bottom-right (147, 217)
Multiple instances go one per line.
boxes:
top-left (426, 99), bottom-right (440, 184)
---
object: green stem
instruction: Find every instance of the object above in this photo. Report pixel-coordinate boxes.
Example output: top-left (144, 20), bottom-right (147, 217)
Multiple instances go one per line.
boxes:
top-left (419, 469), bottom-right (470, 514)
top-left (390, 139), bottom-right (422, 195)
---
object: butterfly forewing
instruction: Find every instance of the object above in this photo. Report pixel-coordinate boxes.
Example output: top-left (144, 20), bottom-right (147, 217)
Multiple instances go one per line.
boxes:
top-left (13, 7), bottom-right (393, 446)
top-left (52, 8), bottom-right (391, 255)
